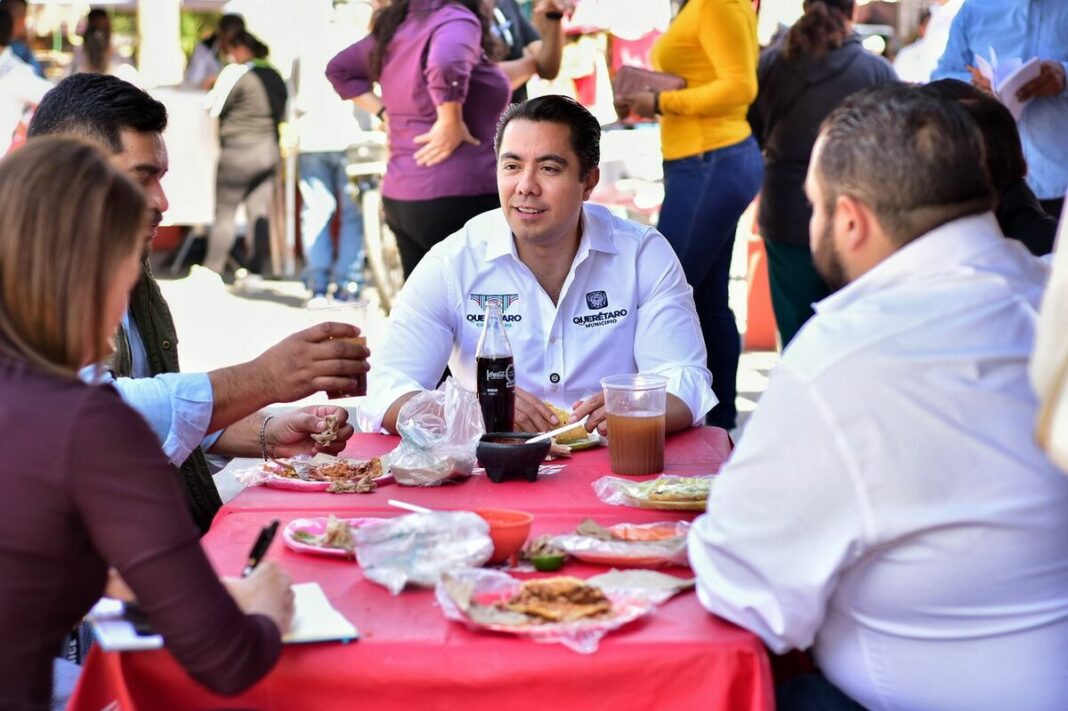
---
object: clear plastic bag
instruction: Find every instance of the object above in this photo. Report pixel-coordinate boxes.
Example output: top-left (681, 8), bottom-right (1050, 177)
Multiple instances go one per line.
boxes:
top-left (354, 511), bottom-right (493, 594)
top-left (385, 377), bottom-right (484, 486)
top-left (592, 474), bottom-right (715, 512)
top-left (436, 568), bottom-right (657, 654)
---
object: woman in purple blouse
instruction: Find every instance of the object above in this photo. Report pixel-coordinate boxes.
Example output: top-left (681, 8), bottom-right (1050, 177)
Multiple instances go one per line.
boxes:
top-left (327, 0), bottom-right (511, 277)
top-left (0, 138), bottom-right (293, 708)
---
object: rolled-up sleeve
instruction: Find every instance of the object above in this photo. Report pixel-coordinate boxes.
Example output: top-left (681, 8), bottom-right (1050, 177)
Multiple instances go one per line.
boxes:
top-left (424, 16), bottom-right (482, 104)
top-left (633, 232), bottom-right (717, 424)
top-left (327, 35), bottom-right (376, 100)
top-left (931, 6), bottom-right (973, 82)
top-left (81, 367), bottom-right (214, 467)
top-left (359, 251), bottom-right (459, 432)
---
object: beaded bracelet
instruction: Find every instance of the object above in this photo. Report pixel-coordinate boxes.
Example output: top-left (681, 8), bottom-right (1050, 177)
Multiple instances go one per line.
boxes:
top-left (259, 415), bottom-right (275, 461)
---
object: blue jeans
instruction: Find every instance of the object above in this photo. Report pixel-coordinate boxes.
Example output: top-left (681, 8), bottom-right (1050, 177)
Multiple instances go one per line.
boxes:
top-left (658, 136), bottom-right (763, 429)
top-left (299, 151), bottom-right (364, 295)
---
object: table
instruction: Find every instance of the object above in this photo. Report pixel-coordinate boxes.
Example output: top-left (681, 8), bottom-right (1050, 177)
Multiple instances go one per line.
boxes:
top-left (70, 428), bottom-right (775, 711)
top-left (221, 426), bottom-right (733, 519)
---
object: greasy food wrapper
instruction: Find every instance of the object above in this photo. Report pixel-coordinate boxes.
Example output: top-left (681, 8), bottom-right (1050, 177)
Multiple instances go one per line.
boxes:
top-left (231, 454), bottom-right (383, 493)
top-left (592, 475), bottom-right (715, 511)
top-left (385, 377), bottom-right (484, 486)
top-left (354, 511), bottom-right (492, 594)
top-left (436, 568), bottom-right (657, 654)
top-left (551, 520), bottom-right (691, 567)
top-left (586, 569), bottom-right (695, 604)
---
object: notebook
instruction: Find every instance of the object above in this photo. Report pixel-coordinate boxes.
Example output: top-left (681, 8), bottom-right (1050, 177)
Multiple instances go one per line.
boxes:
top-left (973, 48), bottom-right (1043, 121)
top-left (87, 582), bottom-right (359, 651)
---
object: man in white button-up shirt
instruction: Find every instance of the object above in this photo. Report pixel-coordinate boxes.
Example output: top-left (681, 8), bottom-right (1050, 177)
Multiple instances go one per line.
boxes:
top-left (365, 95), bottom-right (715, 435)
top-left (690, 85), bottom-right (1068, 710)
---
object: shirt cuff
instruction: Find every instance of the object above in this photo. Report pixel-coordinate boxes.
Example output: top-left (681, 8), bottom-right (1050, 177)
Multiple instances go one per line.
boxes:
top-left (86, 370), bottom-right (215, 467)
top-left (656, 365), bottom-right (718, 427)
top-left (359, 366), bottom-right (426, 433)
top-left (427, 63), bottom-right (471, 104)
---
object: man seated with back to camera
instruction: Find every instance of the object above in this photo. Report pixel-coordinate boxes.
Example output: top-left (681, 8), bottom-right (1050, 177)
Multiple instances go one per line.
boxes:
top-left (688, 84), bottom-right (1068, 710)
top-left (361, 95), bottom-right (715, 436)
top-left (27, 74), bottom-right (371, 533)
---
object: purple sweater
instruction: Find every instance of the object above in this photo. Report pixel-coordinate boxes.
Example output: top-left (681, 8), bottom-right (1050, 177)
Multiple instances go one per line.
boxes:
top-left (326, 0), bottom-right (510, 201)
top-left (0, 359), bottom-right (281, 706)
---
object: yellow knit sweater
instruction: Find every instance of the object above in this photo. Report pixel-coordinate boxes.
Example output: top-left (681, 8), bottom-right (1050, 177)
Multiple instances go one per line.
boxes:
top-left (652, 0), bottom-right (759, 160)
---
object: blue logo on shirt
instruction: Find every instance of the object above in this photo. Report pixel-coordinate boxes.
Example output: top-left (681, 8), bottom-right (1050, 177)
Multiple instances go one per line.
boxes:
top-left (470, 293), bottom-right (519, 313)
top-left (586, 291), bottom-right (608, 310)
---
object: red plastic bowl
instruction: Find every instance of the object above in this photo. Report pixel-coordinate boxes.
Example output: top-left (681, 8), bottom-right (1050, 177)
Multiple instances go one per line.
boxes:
top-left (474, 508), bottom-right (534, 565)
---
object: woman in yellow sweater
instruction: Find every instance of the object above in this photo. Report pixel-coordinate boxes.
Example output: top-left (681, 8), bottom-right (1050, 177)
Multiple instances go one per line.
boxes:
top-left (616, 0), bottom-right (761, 430)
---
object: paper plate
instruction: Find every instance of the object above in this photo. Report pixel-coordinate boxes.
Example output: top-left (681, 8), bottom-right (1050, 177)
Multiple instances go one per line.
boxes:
top-left (619, 494), bottom-right (707, 512)
top-left (282, 517), bottom-right (384, 558)
top-left (263, 459), bottom-right (392, 491)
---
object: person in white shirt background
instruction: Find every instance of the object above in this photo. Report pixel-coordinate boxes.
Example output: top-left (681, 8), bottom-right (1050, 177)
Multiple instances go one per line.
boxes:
top-left (689, 84), bottom-right (1068, 710)
top-left (0, 7), bottom-right (49, 155)
top-left (362, 95), bottom-right (715, 436)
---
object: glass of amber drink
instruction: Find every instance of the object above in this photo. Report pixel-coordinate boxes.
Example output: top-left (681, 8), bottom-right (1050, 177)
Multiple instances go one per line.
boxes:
top-left (601, 374), bottom-right (667, 476)
top-left (323, 300), bottom-right (369, 399)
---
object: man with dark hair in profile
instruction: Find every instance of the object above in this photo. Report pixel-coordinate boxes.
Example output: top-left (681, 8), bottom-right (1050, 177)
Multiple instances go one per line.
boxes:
top-left (28, 73), bottom-right (370, 533)
top-left (689, 84), bottom-right (1068, 710)
top-left (362, 94), bottom-right (715, 438)
top-left (921, 78), bottom-right (1056, 256)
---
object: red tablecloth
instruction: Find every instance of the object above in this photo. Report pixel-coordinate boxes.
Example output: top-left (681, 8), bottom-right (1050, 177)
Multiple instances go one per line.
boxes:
top-left (70, 427), bottom-right (774, 711)
top-left (219, 426), bottom-right (733, 519)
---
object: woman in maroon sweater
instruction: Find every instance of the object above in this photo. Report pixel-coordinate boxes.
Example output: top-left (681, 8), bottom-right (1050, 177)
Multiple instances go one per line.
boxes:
top-left (0, 138), bottom-right (292, 708)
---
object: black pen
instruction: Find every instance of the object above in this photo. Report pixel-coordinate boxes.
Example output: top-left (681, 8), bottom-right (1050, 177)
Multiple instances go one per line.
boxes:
top-left (241, 519), bottom-right (280, 578)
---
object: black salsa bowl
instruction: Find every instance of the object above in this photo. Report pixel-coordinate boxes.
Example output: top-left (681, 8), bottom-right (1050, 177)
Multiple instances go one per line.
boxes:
top-left (476, 432), bottom-right (551, 483)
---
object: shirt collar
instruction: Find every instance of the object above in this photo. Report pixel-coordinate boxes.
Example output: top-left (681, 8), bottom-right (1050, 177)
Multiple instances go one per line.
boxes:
top-left (484, 204), bottom-right (620, 263)
top-left (815, 212), bottom-right (1006, 315)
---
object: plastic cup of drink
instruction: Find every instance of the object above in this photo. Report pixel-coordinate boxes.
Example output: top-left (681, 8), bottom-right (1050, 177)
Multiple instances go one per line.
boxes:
top-left (322, 300), bottom-right (370, 399)
top-left (600, 374), bottom-right (667, 476)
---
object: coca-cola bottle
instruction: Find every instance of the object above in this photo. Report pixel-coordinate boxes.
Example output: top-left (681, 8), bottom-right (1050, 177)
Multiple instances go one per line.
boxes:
top-left (476, 303), bottom-right (515, 433)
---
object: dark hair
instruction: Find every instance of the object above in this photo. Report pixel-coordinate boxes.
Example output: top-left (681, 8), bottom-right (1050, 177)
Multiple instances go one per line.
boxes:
top-left (0, 8), bottom-right (11, 46)
top-left (369, 0), bottom-right (502, 81)
top-left (816, 83), bottom-right (994, 245)
top-left (218, 13), bottom-right (245, 36)
top-left (494, 95), bottom-right (601, 179)
top-left (230, 30), bottom-right (269, 60)
top-left (783, 0), bottom-right (854, 60)
top-left (28, 73), bottom-right (168, 153)
top-left (919, 79), bottom-right (1026, 197)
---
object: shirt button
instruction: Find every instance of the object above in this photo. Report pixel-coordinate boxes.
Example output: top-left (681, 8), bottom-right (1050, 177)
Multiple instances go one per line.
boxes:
top-left (549, 373), bottom-right (560, 384)
top-left (161, 340), bottom-right (172, 350)
top-left (548, 336), bottom-right (557, 344)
